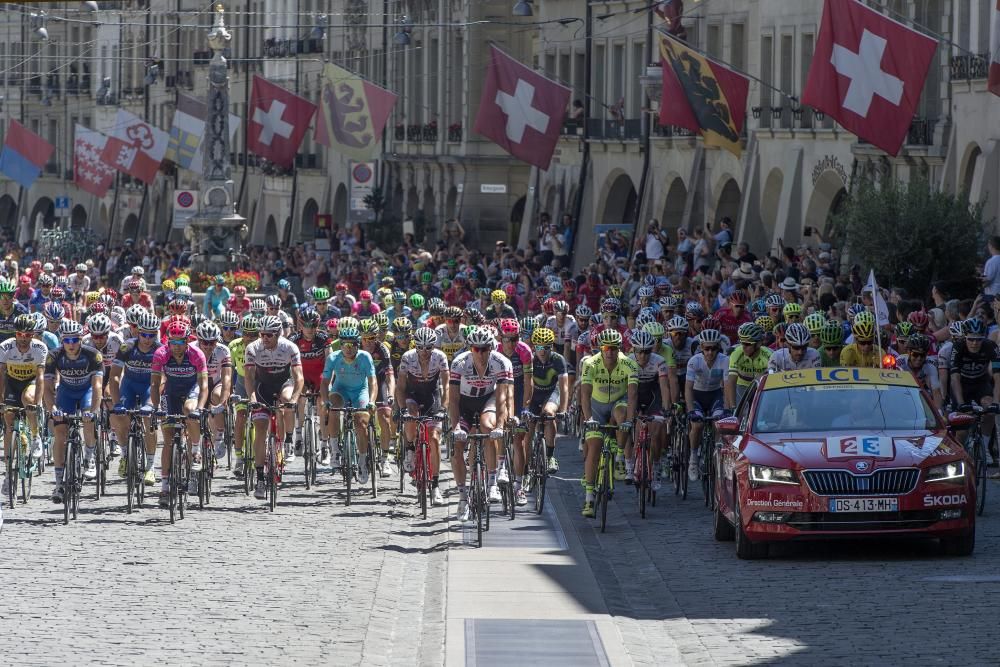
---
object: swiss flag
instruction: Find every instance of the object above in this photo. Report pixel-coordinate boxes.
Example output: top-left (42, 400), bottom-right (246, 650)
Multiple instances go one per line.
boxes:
top-left (473, 46), bottom-right (571, 170)
top-left (74, 125), bottom-right (115, 197)
top-left (248, 75), bottom-right (316, 169)
top-left (989, 0), bottom-right (1000, 96)
top-left (101, 109), bottom-right (170, 184)
top-left (802, 0), bottom-right (937, 156)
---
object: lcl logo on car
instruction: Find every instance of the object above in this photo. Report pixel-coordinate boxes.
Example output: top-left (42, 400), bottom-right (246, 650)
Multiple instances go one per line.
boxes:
top-left (923, 494), bottom-right (967, 507)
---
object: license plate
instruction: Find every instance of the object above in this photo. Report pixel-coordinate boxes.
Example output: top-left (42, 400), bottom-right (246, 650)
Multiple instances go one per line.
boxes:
top-left (828, 497), bottom-right (899, 512)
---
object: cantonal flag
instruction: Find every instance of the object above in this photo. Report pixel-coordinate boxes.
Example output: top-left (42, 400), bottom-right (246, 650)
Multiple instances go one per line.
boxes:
top-left (315, 63), bottom-right (397, 161)
top-left (73, 124), bottom-right (116, 197)
top-left (0, 120), bottom-right (54, 190)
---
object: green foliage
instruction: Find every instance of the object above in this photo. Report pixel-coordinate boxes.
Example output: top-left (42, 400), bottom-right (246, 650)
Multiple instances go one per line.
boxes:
top-left (831, 177), bottom-right (988, 298)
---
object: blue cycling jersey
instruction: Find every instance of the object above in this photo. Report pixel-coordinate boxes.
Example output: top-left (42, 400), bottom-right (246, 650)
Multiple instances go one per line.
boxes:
top-left (114, 341), bottom-right (157, 385)
top-left (322, 349), bottom-right (375, 395)
top-left (203, 286), bottom-right (231, 316)
top-left (41, 331), bottom-right (59, 351)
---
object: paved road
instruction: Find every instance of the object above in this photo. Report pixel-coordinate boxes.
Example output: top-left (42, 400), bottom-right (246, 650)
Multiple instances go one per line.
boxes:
top-left (5, 433), bottom-right (1000, 666)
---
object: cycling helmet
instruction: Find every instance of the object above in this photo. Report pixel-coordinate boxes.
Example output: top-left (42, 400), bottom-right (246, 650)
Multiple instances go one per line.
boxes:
top-left (847, 303), bottom-right (867, 319)
top-left (851, 319), bottom-right (876, 342)
top-left (420, 272), bottom-right (433, 284)
top-left (729, 290), bottom-right (749, 306)
top-left (86, 313), bottom-right (112, 335)
top-left (239, 315), bottom-right (258, 334)
top-left (465, 326), bottom-right (494, 347)
top-left (465, 309), bottom-right (486, 325)
top-left (161, 279), bottom-right (176, 291)
top-left (29, 312), bottom-right (45, 332)
top-left (542, 298), bottom-right (557, 317)
top-left (948, 321), bottom-right (964, 339)
top-left (895, 321), bottom-right (914, 338)
top-left (13, 314), bottom-right (33, 333)
top-left (439, 279), bottom-right (451, 291)
top-left (85, 291), bottom-right (101, 305)
top-left (373, 312), bottom-right (389, 329)
top-left (637, 286), bottom-right (654, 300)
top-left (409, 294), bottom-right (425, 309)
top-left (338, 316), bottom-right (359, 331)
top-left (167, 299), bottom-right (188, 317)
top-left (553, 300), bottom-right (569, 314)
top-left (685, 302), bottom-right (705, 320)
top-left (17, 275), bottom-right (30, 285)
top-left (629, 329), bottom-right (656, 351)
top-left (444, 306), bottom-right (462, 320)
top-left (88, 302), bottom-right (107, 315)
top-left (233, 285), bottom-right (247, 297)
top-left (854, 310), bottom-right (876, 328)
top-left (600, 298), bottom-right (620, 313)
top-left (504, 284), bottom-right (518, 298)
top-left (660, 296), bottom-right (680, 311)
top-left (608, 286), bottom-right (623, 299)
top-left (380, 276), bottom-right (396, 288)
top-left (299, 308), bottom-right (321, 327)
top-left (698, 328), bottom-right (722, 346)
top-left (490, 289), bottom-right (507, 304)
top-left (499, 319), bottom-right (520, 336)
top-left (702, 316), bottom-right (721, 332)
top-left (755, 315), bottom-right (775, 332)
top-left (782, 302), bottom-right (803, 318)
top-left (413, 327), bottom-right (437, 347)
top-left (820, 321), bottom-right (844, 347)
top-left (174, 286), bottom-right (192, 299)
top-left (595, 328), bottom-right (623, 347)
top-left (803, 312), bottom-right (826, 335)
top-left (250, 298), bottom-right (266, 313)
top-left (964, 318), bottom-right (987, 339)
top-left (908, 333), bottom-right (931, 354)
top-left (125, 304), bottom-right (146, 326)
top-left (51, 287), bottom-right (66, 300)
top-left (43, 302), bottom-right (65, 321)
top-left (667, 316), bottom-right (689, 333)
top-left (392, 289), bottom-right (407, 305)
top-left (643, 321), bottom-right (665, 337)
top-left (575, 304), bottom-right (593, 319)
top-left (166, 320), bottom-right (190, 339)
top-left (0, 278), bottom-right (14, 294)
top-left (265, 294), bottom-right (282, 308)
top-left (312, 287), bottom-right (329, 302)
top-left (391, 317), bottom-right (413, 335)
top-left (219, 311), bottom-right (240, 328)
top-left (520, 316), bottom-right (538, 335)
top-left (737, 322), bottom-right (765, 344)
top-left (196, 321), bottom-right (221, 342)
top-left (785, 323), bottom-right (811, 346)
top-left (531, 328), bottom-right (556, 346)
top-left (359, 290), bottom-right (373, 301)
top-left (428, 299), bottom-right (446, 316)
top-left (906, 310), bottom-right (929, 329)
top-left (765, 293), bottom-right (785, 308)
top-left (277, 278), bottom-right (290, 290)
top-left (359, 319), bottom-right (381, 336)
top-left (547, 280), bottom-right (563, 294)
top-left (257, 315), bottom-right (282, 334)
top-left (189, 312), bottom-right (207, 329)
top-left (137, 311), bottom-right (160, 332)
top-left (636, 311), bottom-right (657, 327)
top-left (109, 307), bottom-right (126, 327)
top-left (38, 275), bottom-right (54, 287)
top-left (59, 320), bottom-right (83, 337)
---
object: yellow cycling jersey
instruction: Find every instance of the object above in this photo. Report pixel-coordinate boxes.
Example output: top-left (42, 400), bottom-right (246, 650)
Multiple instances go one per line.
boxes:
top-left (229, 337), bottom-right (247, 377)
top-left (657, 342), bottom-right (677, 368)
top-left (581, 354), bottom-right (639, 404)
top-left (727, 346), bottom-right (772, 386)
top-left (839, 343), bottom-right (884, 369)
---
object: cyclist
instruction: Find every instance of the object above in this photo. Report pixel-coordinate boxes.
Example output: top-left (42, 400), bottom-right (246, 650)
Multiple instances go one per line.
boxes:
top-left (684, 328), bottom-right (729, 482)
top-left (218, 311), bottom-right (240, 344)
top-left (804, 312), bottom-right (827, 350)
top-left (290, 308), bottom-right (331, 464)
top-left (626, 329), bottom-right (672, 490)
top-left (352, 290), bottom-right (380, 318)
top-left (265, 294), bottom-right (294, 337)
top-left (714, 290), bottom-right (751, 341)
top-left (667, 316), bottom-right (696, 388)
top-left (408, 294), bottom-right (427, 326)
top-left (84, 313), bottom-right (125, 451)
top-left (499, 319), bottom-right (532, 475)
top-left (229, 314), bottom-right (259, 478)
top-left (122, 278), bottom-right (153, 312)
top-left (0, 278), bottom-right (21, 342)
top-left (768, 323), bottom-right (821, 371)
top-left (227, 285), bottom-right (251, 318)
top-left (321, 324), bottom-right (377, 485)
top-left (388, 317), bottom-right (414, 375)
top-left (899, 333), bottom-right (943, 409)
top-left (44, 319), bottom-right (104, 502)
top-left (819, 320), bottom-right (845, 366)
top-left (30, 275), bottom-right (55, 314)
top-left (949, 318), bottom-right (1000, 412)
top-left (524, 327), bottom-right (569, 486)
top-left (244, 315), bottom-right (304, 499)
top-left (150, 319), bottom-right (208, 506)
top-left (14, 275), bottom-right (32, 311)
top-left (725, 322), bottom-right (771, 408)
top-left (396, 326), bottom-right (449, 507)
top-left (108, 311), bottom-right (160, 486)
top-left (580, 328), bottom-right (638, 517)
top-left (276, 279), bottom-right (299, 316)
top-left (436, 307), bottom-right (466, 362)
top-left (192, 321), bottom-right (232, 462)
top-left (203, 275), bottom-right (231, 318)
top-left (0, 315), bottom-right (47, 496)
top-left (938, 321), bottom-right (965, 406)
top-left (449, 326), bottom-right (512, 521)
top-left (332, 283), bottom-right (356, 314)
top-left (360, 318), bottom-right (396, 477)
top-left (485, 290), bottom-right (516, 320)
top-left (839, 312), bottom-right (884, 368)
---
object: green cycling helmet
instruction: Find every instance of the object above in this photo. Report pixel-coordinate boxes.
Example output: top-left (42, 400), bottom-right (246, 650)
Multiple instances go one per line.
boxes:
top-left (0, 278), bottom-right (14, 294)
top-left (803, 312), bottom-right (826, 335)
top-left (175, 276), bottom-right (190, 287)
top-left (421, 272), bottom-right (433, 283)
top-left (820, 320), bottom-right (844, 347)
top-left (312, 287), bottom-right (330, 301)
top-left (359, 318), bottom-right (381, 336)
top-left (895, 321), bottom-right (914, 338)
top-left (409, 293), bottom-right (425, 309)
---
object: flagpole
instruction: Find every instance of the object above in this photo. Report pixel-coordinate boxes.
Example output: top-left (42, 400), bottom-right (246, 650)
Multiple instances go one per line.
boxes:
top-left (866, 0), bottom-right (980, 58)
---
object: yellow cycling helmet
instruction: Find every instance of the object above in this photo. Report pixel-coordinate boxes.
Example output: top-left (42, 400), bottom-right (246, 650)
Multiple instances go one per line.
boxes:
top-left (755, 315), bottom-right (774, 332)
top-left (854, 310), bottom-right (876, 327)
top-left (531, 327), bottom-right (556, 346)
top-left (491, 289), bottom-right (507, 304)
top-left (85, 291), bottom-right (101, 305)
top-left (852, 319), bottom-right (875, 341)
top-left (608, 285), bottom-right (623, 299)
top-left (782, 302), bottom-right (802, 318)
top-left (161, 279), bottom-right (176, 291)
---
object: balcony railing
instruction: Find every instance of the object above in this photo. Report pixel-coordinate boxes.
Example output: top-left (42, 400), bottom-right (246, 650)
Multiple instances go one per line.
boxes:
top-left (653, 123), bottom-right (696, 138)
top-left (950, 53), bottom-right (989, 80)
top-left (262, 38), bottom-right (323, 58)
top-left (906, 117), bottom-right (936, 146)
top-left (586, 118), bottom-right (643, 140)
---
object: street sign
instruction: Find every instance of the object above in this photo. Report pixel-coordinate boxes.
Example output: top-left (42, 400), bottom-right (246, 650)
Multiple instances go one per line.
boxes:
top-left (55, 196), bottom-right (70, 217)
top-left (349, 160), bottom-right (377, 223)
top-left (480, 184), bottom-right (507, 194)
top-left (173, 189), bottom-right (199, 228)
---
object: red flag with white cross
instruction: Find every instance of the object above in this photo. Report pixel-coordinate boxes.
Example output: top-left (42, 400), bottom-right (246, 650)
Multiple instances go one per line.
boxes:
top-left (989, 0), bottom-right (1000, 96)
top-left (802, 0), bottom-right (937, 156)
top-left (247, 75), bottom-right (317, 169)
top-left (473, 45), bottom-right (571, 170)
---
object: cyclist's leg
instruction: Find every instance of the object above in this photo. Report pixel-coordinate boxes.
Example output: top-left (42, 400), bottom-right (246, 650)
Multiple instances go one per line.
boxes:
top-left (277, 380), bottom-right (296, 451)
top-left (480, 394), bottom-right (499, 473)
top-left (328, 392), bottom-right (344, 450)
top-left (611, 403), bottom-right (628, 452)
top-left (209, 383), bottom-right (225, 448)
top-left (21, 383), bottom-right (38, 438)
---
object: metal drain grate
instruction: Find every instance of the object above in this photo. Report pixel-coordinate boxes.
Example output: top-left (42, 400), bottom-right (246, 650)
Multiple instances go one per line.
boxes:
top-left (465, 619), bottom-right (609, 666)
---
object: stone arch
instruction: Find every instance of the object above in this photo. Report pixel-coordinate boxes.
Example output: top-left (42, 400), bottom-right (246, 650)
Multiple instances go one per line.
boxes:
top-left (510, 195), bottom-right (526, 247)
top-left (265, 215), bottom-right (278, 247)
top-left (805, 169), bottom-right (848, 239)
top-left (333, 184), bottom-right (348, 227)
top-left (659, 177), bottom-right (687, 233)
top-left (743, 168), bottom-right (784, 255)
top-left (421, 186), bottom-right (436, 227)
top-left (445, 186), bottom-right (458, 219)
top-left (599, 171), bottom-right (638, 226)
top-left (714, 178), bottom-right (741, 229)
top-left (121, 213), bottom-right (139, 241)
top-left (959, 142), bottom-right (983, 204)
top-left (301, 198), bottom-right (319, 241)
top-left (0, 194), bottom-right (17, 239)
top-left (406, 186), bottom-right (420, 218)
top-left (29, 197), bottom-right (55, 237)
top-left (70, 204), bottom-right (87, 230)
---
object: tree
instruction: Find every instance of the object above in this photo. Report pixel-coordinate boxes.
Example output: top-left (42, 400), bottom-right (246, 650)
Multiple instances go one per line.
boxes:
top-left (831, 177), bottom-right (988, 298)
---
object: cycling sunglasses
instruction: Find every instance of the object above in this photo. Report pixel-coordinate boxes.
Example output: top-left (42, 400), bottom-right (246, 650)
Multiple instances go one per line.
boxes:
top-left (416, 345), bottom-right (434, 351)
top-left (138, 332), bottom-right (157, 339)
top-left (534, 345), bottom-right (552, 352)
top-left (600, 345), bottom-right (620, 352)
top-left (61, 336), bottom-right (81, 344)
top-left (260, 332), bottom-right (277, 339)
top-left (701, 345), bottom-right (720, 352)
top-left (472, 346), bottom-right (491, 353)
top-left (168, 338), bottom-right (187, 345)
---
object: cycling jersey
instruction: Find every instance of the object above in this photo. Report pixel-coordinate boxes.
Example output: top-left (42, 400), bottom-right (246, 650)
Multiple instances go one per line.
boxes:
top-left (352, 302), bottom-right (381, 317)
top-left (114, 340), bottom-right (157, 385)
top-left (769, 347), bottom-right (822, 372)
top-left (400, 348), bottom-right (448, 413)
top-left (290, 331), bottom-right (331, 389)
top-left (84, 332), bottom-right (124, 373)
top-left (435, 325), bottom-right (466, 362)
top-left (449, 350), bottom-right (513, 398)
top-left (365, 341), bottom-right (394, 401)
top-left (203, 286), bottom-right (231, 317)
top-left (714, 306), bottom-right (751, 342)
top-left (45, 346), bottom-right (104, 389)
top-left (0, 306), bottom-right (18, 342)
top-left (227, 296), bottom-right (251, 317)
top-left (244, 337), bottom-right (301, 392)
top-left (39, 331), bottom-right (59, 351)
top-left (485, 303), bottom-right (517, 320)
top-left (502, 341), bottom-right (532, 407)
top-left (532, 352), bottom-right (568, 393)
top-left (949, 339), bottom-right (1000, 382)
top-left (389, 338), bottom-right (413, 374)
top-left (839, 343), bottom-right (884, 369)
top-left (151, 345), bottom-right (207, 395)
top-left (581, 355), bottom-right (639, 404)
top-left (192, 341), bottom-right (232, 386)
top-left (670, 337), bottom-right (698, 377)
top-left (228, 337), bottom-right (248, 378)
top-left (323, 349), bottom-right (376, 408)
top-left (544, 316), bottom-right (579, 349)
top-left (0, 337), bottom-right (47, 381)
top-left (898, 355), bottom-right (941, 394)
top-left (727, 346), bottom-right (772, 386)
top-left (629, 351), bottom-right (669, 411)
top-left (685, 353), bottom-right (729, 392)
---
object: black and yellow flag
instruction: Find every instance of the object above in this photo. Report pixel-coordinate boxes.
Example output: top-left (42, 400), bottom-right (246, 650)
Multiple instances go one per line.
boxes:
top-left (658, 34), bottom-right (750, 157)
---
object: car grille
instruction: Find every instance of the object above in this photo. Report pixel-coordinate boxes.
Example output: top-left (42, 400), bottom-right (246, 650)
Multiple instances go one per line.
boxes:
top-left (784, 510), bottom-right (948, 532)
top-left (802, 468), bottom-right (920, 496)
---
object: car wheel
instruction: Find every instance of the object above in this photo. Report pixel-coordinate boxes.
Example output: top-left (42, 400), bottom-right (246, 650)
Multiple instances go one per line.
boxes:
top-left (939, 529), bottom-right (975, 557)
top-left (734, 481), bottom-right (768, 560)
top-left (714, 478), bottom-right (735, 542)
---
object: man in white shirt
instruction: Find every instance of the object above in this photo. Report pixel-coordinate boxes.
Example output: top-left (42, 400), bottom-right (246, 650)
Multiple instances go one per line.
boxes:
top-left (645, 220), bottom-right (665, 261)
top-left (984, 236), bottom-right (1000, 297)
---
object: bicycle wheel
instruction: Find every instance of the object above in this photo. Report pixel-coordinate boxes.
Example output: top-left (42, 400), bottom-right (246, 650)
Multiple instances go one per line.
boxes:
top-left (534, 438), bottom-right (547, 515)
top-left (397, 431), bottom-right (406, 494)
top-left (976, 439), bottom-right (987, 516)
top-left (179, 447), bottom-right (189, 521)
top-left (71, 439), bottom-right (81, 520)
top-left (125, 436), bottom-right (136, 514)
top-left (701, 432), bottom-right (712, 508)
top-left (135, 435), bottom-right (145, 509)
top-left (7, 430), bottom-right (17, 509)
top-left (242, 418), bottom-right (254, 496)
top-left (680, 435), bottom-right (690, 501)
top-left (167, 445), bottom-right (177, 524)
top-left (20, 451), bottom-right (31, 505)
top-left (267, 433), bottom-right (277, 512)
top-left (504, 435), bottom-right (515, 521)
top-left (483, 457), bottom-right (491, 533)
top-left (224, 408), bottom-right (234, 470)
top-left (638, 444), bottom-right (648, 519)
top-left (342, 430), bottom-right (355, 507)
top-left (417, 442), bottom-right (428, 520)
top-left (600, 451), bottom-right (611, 533)
top-left (303, 415), bottom-right (314, 490)
top-left (368, 431), bottom-right (379, 499)
top-left (63, 440), bottom-right (74, 524)
top-left (93, 429), bottom-right (104, 501)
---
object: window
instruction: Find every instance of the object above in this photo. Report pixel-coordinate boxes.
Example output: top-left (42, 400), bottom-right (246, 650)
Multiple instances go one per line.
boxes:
top-left (593, 44), bottom-right (606, 120)
top-left (707, 24), bottom-right (721, 58)
top-left (780, 34), bottom-right (794, 129)
top-left (800, 34), bottom-right (814, 128)
top-left (631, 41), bottom-right (644, 117)
top-left (759, 35), bottom-right (773, 129)
top-left (611, 43), bottom-right (625, 109)
top-left (729, 24), bottom-right (745, 72)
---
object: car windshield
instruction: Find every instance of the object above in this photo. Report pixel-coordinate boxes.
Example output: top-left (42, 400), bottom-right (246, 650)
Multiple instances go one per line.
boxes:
top-left (753, 384), bottom-right (938, 433)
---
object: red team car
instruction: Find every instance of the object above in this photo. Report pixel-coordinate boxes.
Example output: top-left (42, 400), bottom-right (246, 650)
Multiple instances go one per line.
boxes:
top-left (712, 367), bottom-right (977, 559)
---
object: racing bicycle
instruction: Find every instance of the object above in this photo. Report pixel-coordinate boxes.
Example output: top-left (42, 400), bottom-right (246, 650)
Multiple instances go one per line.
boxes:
top-left (466, 427), bottom-right (492, 548)
top-left (958, 403), bottom-right (998, 516)
top-left (329, 403), bottom-right (363, 507)
top-left (4, 405), bottom-right (39, 508)
top-left (588, 421), bottom-right (621, 533)
top-left (114, 406), bottom-right (149, 513)
top-left (248, 402), bottom-right (293, 512)
top-left (698, 413), bottom-right (721, 511)
top-left (61, 411), bottom-right (86, 525)
top-left (524, 412), bottom-right (559, 515)
top-left (300, 391), bottom-right (320, 490)
top-left (158, 412), bottom-right (194, 524)
top-left (401, 412), bottom-right (444, 519)
top-left (672, 409), bottom-right (690, 500)
top-left (634, 414), bottom-right (666, 519)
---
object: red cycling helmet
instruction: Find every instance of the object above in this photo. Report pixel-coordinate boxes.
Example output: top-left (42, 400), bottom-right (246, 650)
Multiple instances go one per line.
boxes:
top-left (504, 284), bottom-right (517, 297)
top-left (359, 290), bottom-right (372, 301)
top-left (499, 319), bottom-right (520, 336)
top-left (168, 299), bottom-right (188, 314)
top-left (729, 290), bottom-right (749, 306)
top-left (234, 285), bottom-right (247, 297)
top-left (563, 279), bottom-right (576, 291)
top-left (18, 275), bottom-right (29, 285)
top-left (907, 310), bottom-right (929, 329)
top-left (326, 318), bottom-right (339, 332)
top-left (702, 316), bottom-right (721, 331)
top-left (166, 320), bottom-right (190, 339)
top-left (335, 282), bottom-right (348, 292)
top-left (542, 298), bottom-right (556, 316)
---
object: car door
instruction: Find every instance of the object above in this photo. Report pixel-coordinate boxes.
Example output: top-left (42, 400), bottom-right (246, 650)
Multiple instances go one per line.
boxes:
top-left (718, 382), bottom-right (756, 512)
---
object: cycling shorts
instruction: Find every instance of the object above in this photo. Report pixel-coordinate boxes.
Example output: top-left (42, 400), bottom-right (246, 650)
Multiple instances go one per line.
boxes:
top-left (330, 383), bottom-right (369, 411)
top-left (161, 383), bottom-right (199, 416)
top-left (586, 399), bottom-right (627, 439)
top-left (404, 391), bottom-right (442, 418)
top-left (56, 385), bottom-right (93, 415)
top-left (4, 377), bottom-right (32, 407)
top-left (458, 393), bottom-right (497, 427)
top-left (692, 388), bottom-right (724, 415)
top-left (529, 386), bottom-right (561, 415)
top-left (960, 378), bottom-right (994, 403)
top-left (233, 374), bottom-right (246, 400)
top-left (117, 378), bottom-right (152, 411)
top-left (253, 379), bottom-right (295, 420)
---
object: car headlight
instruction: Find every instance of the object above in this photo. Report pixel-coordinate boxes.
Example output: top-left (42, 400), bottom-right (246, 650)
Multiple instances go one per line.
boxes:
top-left (926, 461), bottom-right (965, 482)
top-left (749, 464), bottom-right (798, 486)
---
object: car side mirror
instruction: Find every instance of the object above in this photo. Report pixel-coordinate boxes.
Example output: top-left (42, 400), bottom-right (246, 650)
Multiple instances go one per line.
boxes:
top-left (717, 416), bottom-right (740, 434)
top-left (947, 412), bottom-right (976, 429)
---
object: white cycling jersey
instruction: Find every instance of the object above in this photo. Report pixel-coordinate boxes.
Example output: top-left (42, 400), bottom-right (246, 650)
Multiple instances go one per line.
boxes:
top-left (193, 341), bottom-right (232, 384)
top-left (685, 353), bottom-right (729, 392)
top-left (399, 348), bottom-right (448, 394)
top-left (84, 331), bottom-right (124, 371)
top-left (449, 350), bottom-right (512, 398)
top-left (767, 347), bottom-right (821, 372)
top-left (0, 337), bottom-right (48, 381)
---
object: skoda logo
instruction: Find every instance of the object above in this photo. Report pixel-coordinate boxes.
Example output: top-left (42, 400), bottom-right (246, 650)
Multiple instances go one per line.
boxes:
top-left (855, 461), bottom-right (870, 471)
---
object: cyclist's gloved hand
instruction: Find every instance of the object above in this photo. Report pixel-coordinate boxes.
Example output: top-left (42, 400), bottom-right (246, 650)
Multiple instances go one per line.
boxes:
top-left (489, 428), bottom-right (505, 440)
top-left (187, 410), bottom-right (201, 420)
top-left (711, 407), bottom-right (726, 419)
top-left (509, 415), bottom-right (520, 427)
top-left (139, 405), bottom-right (154, 416)
top-left (82, 411), bottom-right (94, 420)
top-left (687, 410), bottom-right (704, 422)
top-left (519, 409), bottom-right (531, 421)
top-left (210, 405), bottom-right (225, 415)
top-left (112, 405), bottom-right (126, 415)
top-left (51, 408), bottom-right (63, 418)
top-left (452, 429), bottom-right (468, 442)
top-left (619, 420), bottom-right (633, 433)
top-left (721, 408), bottom-right (735, 418)
top-left (155, 410), bottom-right (167, 417)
